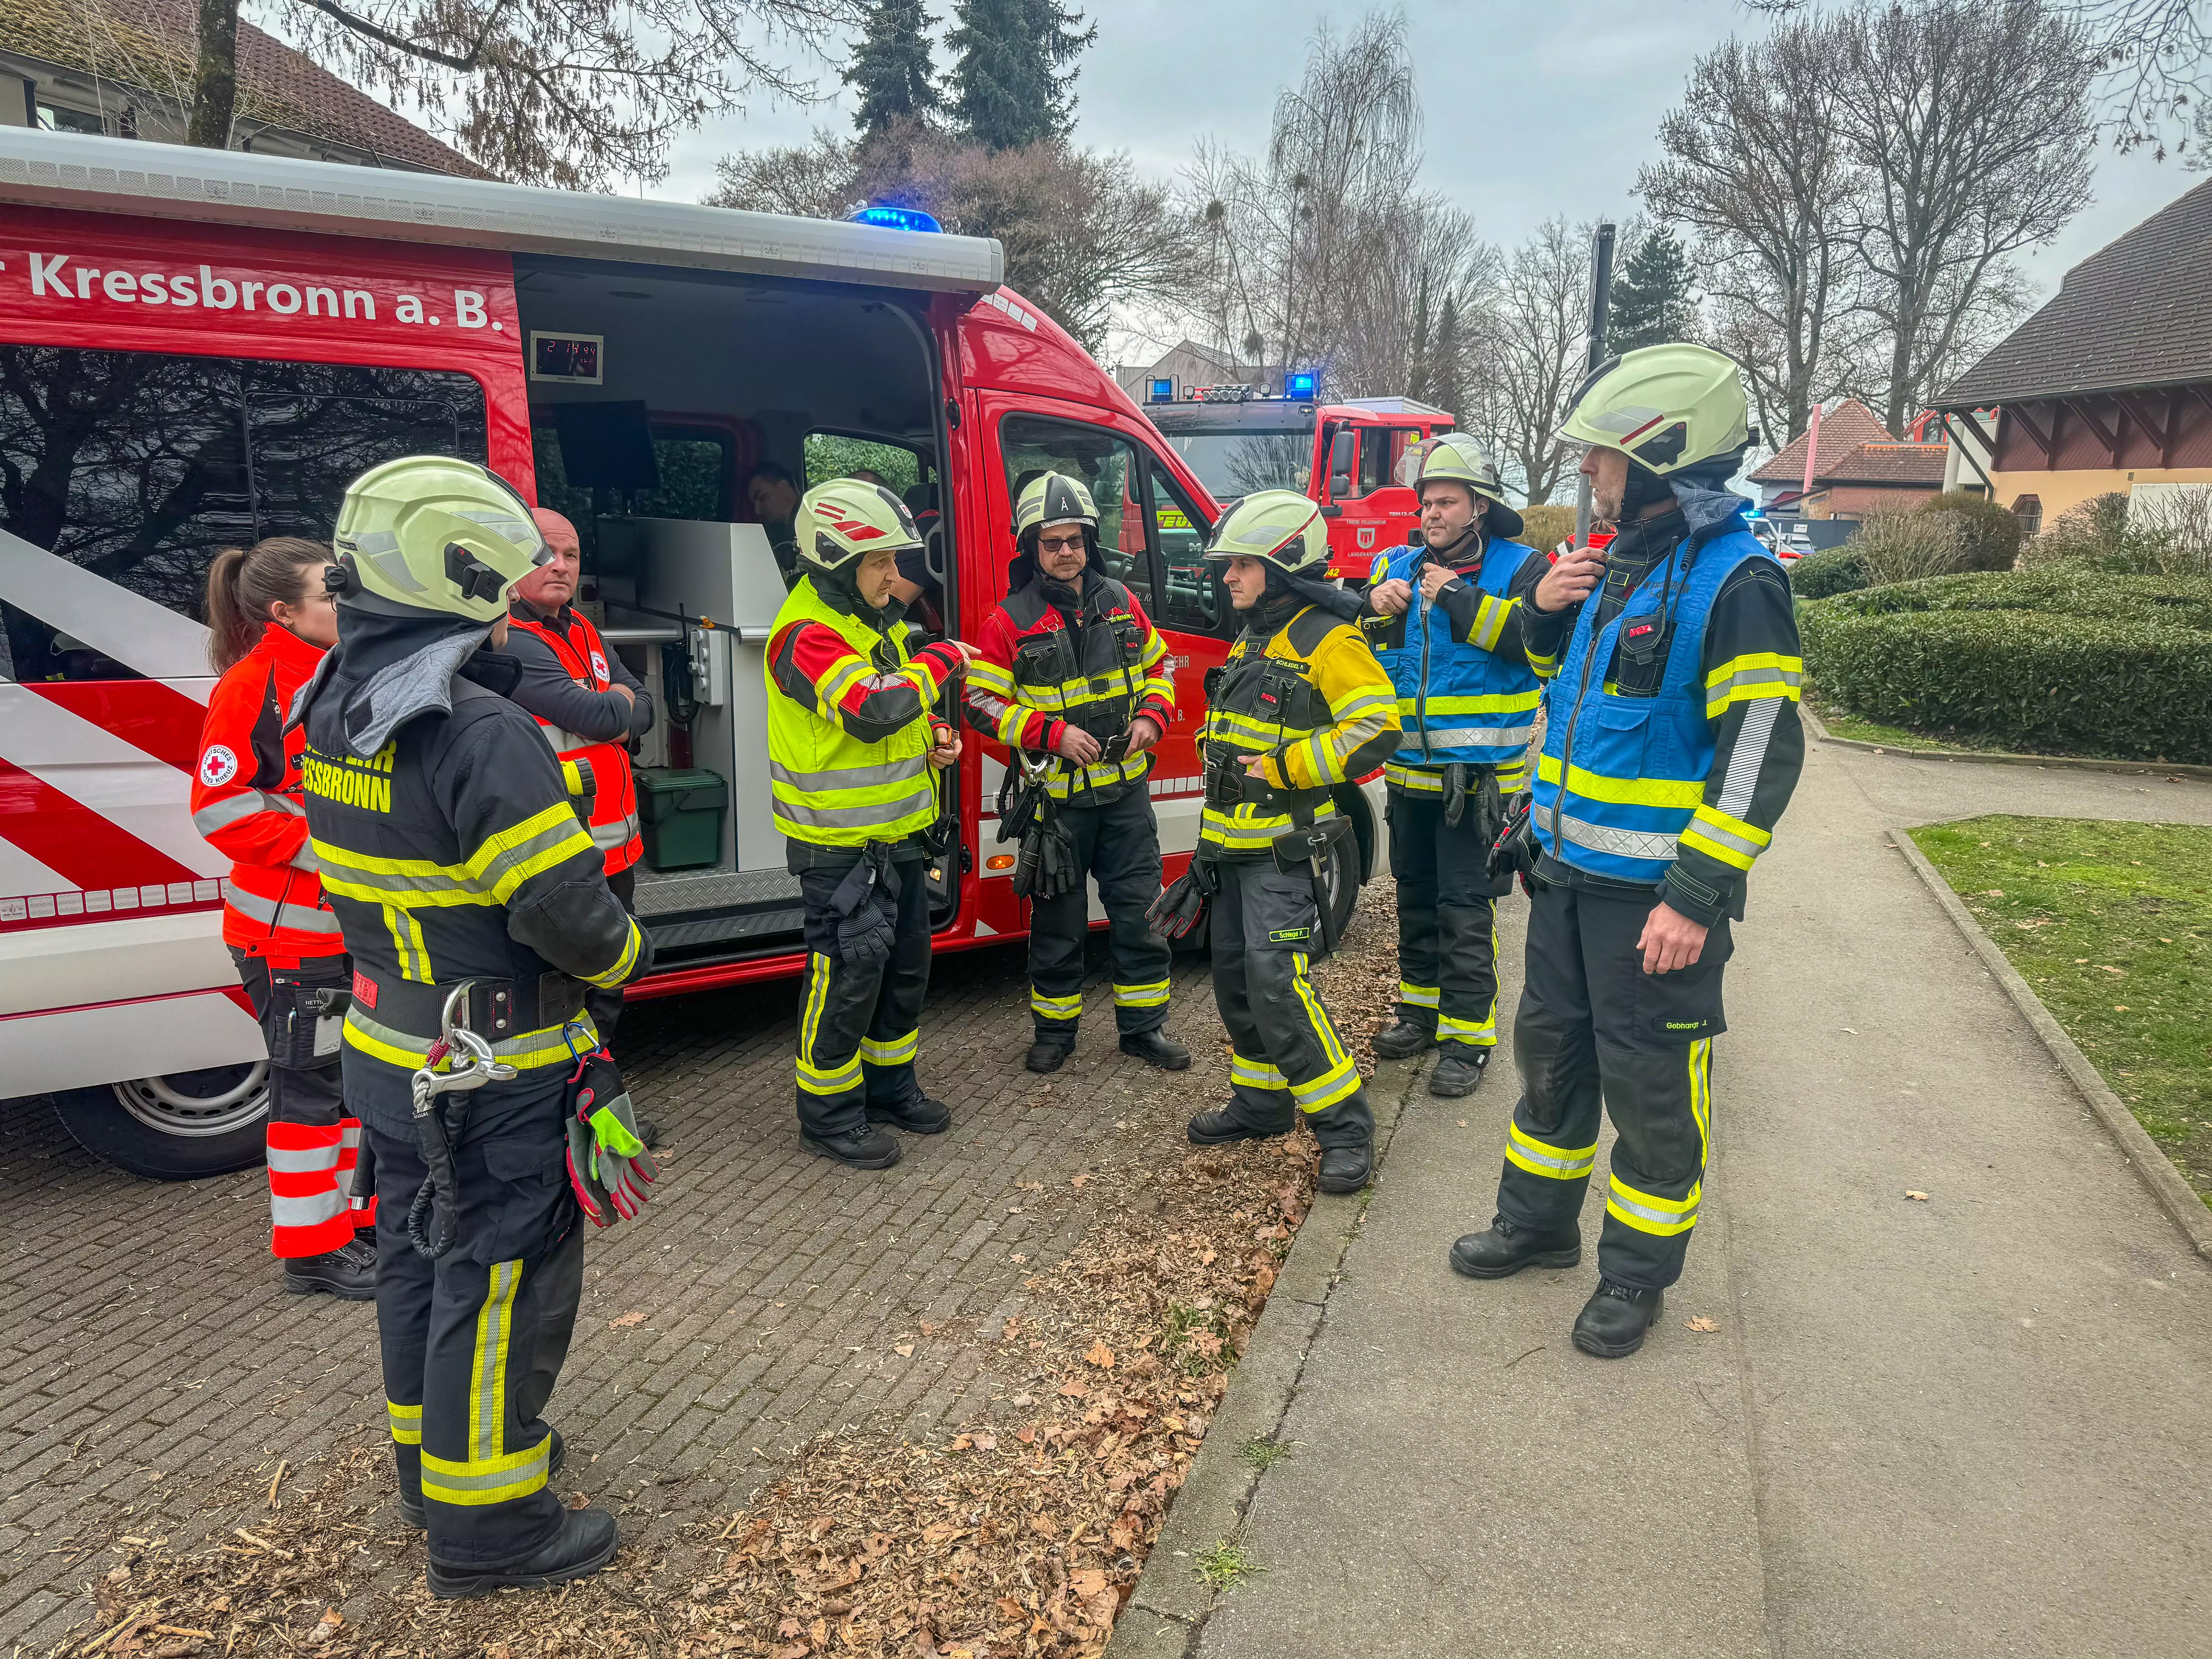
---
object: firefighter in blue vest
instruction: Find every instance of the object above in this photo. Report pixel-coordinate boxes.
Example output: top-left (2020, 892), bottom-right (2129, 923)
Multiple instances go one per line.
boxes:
top-left (1362, 434), bottom-right (1547, 1098)
top-left (1452, 344), bottom-right (1803, 1359)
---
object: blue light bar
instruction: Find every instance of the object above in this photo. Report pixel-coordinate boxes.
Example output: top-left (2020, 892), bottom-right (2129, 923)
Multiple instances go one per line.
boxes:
top-left (1149, 378), bottom-right (1175, 403)
top-left (1285, 371), bottom-right (1318, 399)
top-left (851, 204), bottom-right (942, 234)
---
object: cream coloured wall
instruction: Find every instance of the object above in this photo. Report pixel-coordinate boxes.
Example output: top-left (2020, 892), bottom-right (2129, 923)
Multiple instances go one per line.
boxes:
top-left (1990, 467), bottom-right (2212, 525)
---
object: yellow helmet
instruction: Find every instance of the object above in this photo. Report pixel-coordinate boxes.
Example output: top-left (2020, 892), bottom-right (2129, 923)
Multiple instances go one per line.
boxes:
top-left (1014, 471), bottom-right (1099, 540)
top-left (796, 478), bottom-right (924, 573)
top-left (1202, 488), bottom-right (1331, 577)
top-left (1398, 432), bottom-right (1508, 503)
top-left (331, 455), bottom-right (547, 623)
top-left (1556, 342), bottom-right (1750, 476)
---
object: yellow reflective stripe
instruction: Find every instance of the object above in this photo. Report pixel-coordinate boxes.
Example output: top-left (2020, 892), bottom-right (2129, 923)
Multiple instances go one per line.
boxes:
top-left (860, 1029), bottom-right (919, 1066)
top-left (1113, 980), bottom-right (1171, 1008)
top-left (966, 659), bottom-right (1017, 696)
top-left (1231, 1053), bottom-right (1288, 1089)
top-left (467, 804), bottom-right (594, 901)
top-left (1505, 1121), bottom-right (1597, 1180)
top-left (1384, 762), bottom-right (1446, 793)
top-left (797, 1054), bottom-right (863, 1094)
top-left (1527, 647), bottom-right (1560, 679)
top-left (420, 1435), bottom-right (551, 1506)
top-left (381, 903), bottom-right (431, 982)
top-left (1704, 651), bottom-right (1804, 687)
top-left (815, 655), bottom-right (871, 715)
top-left (1535, 752), bottom-right (1705, 809)
top-left (1704, 651), bottom-right (1804, 718)
top-left (342, 1007), bottom-right (592, 1071)
top-left (1031, 988), bottom-right (1082, 1019)
top-left (471, 1260), bottom-right (521, 1464)
top-left (1469, 592), bottom-right (1516, 652)
top-left (1293, 1051), bottom-right (1361, 1111)
top-left (1398, 981), bottom-right (1439, 1008)
top-left (796, 954), bottom-right (859, 1094)
top-left (1688, 1039), bottom-right (1712, 1168)
top-left (583, 919), bottom-right (642, 989)
top-left (1606, 1175), bottom-right (1700, 1236)
top-left (1437, 1010), bottom-right (1496, 1045)
top-left (1404, 689), bottom-right (1543, 716)
top-left (1680, 803), bottom-right (1772, 872)
top-left (1290, 951), bottom-right (1348, 1069)
top-left (387, 1400), bottom-right (422, 1446)
top-left (1331, 690), bottom-right (1397, 723)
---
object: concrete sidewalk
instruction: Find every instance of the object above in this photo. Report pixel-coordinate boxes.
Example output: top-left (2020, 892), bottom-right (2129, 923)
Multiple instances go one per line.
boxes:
top-left (1156, 742), bottom-right (2212, 1658)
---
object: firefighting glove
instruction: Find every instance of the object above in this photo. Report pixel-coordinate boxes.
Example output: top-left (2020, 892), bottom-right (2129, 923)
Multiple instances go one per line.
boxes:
top-left (1442, 761), bottom-right (1471, 830)
top-left (829, 852), bottom-right (897, 970)
top-left (1488, 789), bottom-right (1538, 896)
top-left (1146, 857), bottom-right (1220, 941)
top-left (1011, 817), bottom-right (1078, 900)
top-left (564, 1046), bottom-right (657, 1226)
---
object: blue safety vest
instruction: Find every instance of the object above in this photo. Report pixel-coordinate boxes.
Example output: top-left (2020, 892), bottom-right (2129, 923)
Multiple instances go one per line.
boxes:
top-left (1531, 519), bottom-right (1777, 884)
top-left (1368, 536), bottom-right (1543, 791)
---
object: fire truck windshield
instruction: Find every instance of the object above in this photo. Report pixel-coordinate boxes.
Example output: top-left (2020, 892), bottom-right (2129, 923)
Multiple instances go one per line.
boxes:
top-left (1158, 428), bottom-right (1312, 501)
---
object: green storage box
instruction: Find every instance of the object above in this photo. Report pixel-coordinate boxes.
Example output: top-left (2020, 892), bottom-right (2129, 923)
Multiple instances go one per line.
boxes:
top-left (635, 767), bottom-right (727, 871)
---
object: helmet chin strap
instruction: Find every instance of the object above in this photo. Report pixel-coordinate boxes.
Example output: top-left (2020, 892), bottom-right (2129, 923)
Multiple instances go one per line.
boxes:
top-left (1619, 455), bottom-right (1678, 519)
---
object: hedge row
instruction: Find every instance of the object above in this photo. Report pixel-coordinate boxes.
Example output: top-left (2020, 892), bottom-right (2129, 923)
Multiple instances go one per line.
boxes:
top-left (1814, 565), bottom-right (2212, 630)
top-left (1800, 586), bottom-right (2212, 761)
top-left (1788, 547), bottom-right (1867, 598)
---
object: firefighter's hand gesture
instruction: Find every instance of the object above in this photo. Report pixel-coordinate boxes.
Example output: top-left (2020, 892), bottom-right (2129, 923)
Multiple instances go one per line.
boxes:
top-left (1535, 541), bottom-right (1605, 613)
top-left (1126, 714), bottom-right (1164, 755)
top-left (1056, 723), bottom-right (1103, 765)
top-left (1417, 563), bottom-right (1459, 602)
top-left (927, 721), bottom-right (961, 770)
top-left (1369, 577), bottom-right (1413, 617)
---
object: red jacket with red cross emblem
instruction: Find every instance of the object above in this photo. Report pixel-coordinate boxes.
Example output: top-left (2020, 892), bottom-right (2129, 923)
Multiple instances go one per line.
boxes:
top-left (190, 623), bottom-right (345, 958)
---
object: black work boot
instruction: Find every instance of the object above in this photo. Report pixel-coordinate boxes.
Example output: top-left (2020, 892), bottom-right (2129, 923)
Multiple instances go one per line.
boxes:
top-left (404, 1429), bottom-right (565, 1529)
top-left (867, 1092), bottom-right (952, 1135)
top-left (1187, 1106), bottom-right (1291, 1146)
top-left (1316, 1140), bottom-right (1372, 1195)
top-left (1428, 1048), bottom-right (1491, 1098)
top-left (1448, 1214), bottom-right (1583, 1279)
top-left (282, 1238), bottom-right (376, 1301)
top-left (1371, 1019), bottom-right (1437, 1061)
top-left (1120, 1029), bottom-right (1191, 1070)
top-left (802, 1125), bottom-right (902, 1169)
top-left (1025, 1032), bottom-right (1076, 1073)
top-left (1573, 1279), bottom-right (1665, 1358)
top-left (637, 1117), bottom-right (665, 1149)
top-left (427, 1504), bottom-right (619, 1599)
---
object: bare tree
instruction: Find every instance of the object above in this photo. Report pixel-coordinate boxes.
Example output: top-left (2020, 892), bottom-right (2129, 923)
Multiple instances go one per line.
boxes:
top-left (1832, 0), bottom-right (2096, 433)
top-left (1486, 218), bottom-right (1591, 506)
top-left (709, 122), bottom-right (1193, 353)
top-left (1638, 22), bottom-right (1853, 447)
top-left (187, 0), bottom-right (864, 187)
top-left (1170, 11), bottom-right (1490, 399)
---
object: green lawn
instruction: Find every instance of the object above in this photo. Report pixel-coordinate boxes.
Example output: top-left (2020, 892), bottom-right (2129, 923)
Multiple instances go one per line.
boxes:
top-left (1912, 817), bottom-right (2212, 1207)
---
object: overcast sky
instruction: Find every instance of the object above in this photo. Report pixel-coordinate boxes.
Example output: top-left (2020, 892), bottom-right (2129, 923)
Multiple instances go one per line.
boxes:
top-left (653, 0), bottom-right (2194, 355)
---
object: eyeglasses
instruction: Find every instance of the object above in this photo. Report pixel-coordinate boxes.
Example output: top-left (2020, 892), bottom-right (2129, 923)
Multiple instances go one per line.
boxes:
top-left (1038, 533), bottom-right (1087, 553)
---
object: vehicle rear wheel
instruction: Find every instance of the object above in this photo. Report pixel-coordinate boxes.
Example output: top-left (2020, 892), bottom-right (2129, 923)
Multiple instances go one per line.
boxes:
top-left (51, 1061), bottom-right (271, 1180)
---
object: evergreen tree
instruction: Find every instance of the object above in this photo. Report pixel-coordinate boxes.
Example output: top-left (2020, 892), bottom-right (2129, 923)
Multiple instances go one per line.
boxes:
top-left (1606, 230), bottom-right (1697, 354)
top-left (946, 0), bottom-right (1095, 150)
top-left (1405, 270), bottom-right (1433, 403)
top-left (845, 0), bottom-right (940, 141)
top-left (1429, 293), bottom-right (1465, 424)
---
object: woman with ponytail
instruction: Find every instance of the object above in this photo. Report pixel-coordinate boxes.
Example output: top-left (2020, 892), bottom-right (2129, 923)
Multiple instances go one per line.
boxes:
top-left (191, 537), bottom-right (375, 1302)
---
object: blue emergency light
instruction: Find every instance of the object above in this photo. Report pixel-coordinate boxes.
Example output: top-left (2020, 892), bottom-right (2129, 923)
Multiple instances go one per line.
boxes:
top-left (1285, 371), bottom-right (1318, 399)
top-left (850, 205), bottom-right (943, 234)
top-left (1149, 378), bottom-right (1175, 402)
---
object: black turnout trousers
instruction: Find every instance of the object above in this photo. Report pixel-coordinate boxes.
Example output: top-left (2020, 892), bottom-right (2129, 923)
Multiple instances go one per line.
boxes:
top-left (1210, 858), bottom-right (1373, 1148)
top-left (1494, 876), bottom-right (1731, 1290)
top-left (792, 848), bottom-right (933, 1138)
top-left (1027, 786), bottom-right (1173, 1040)
top-left (1386, 787), bottom-right (1511, 1048)
top-left (366, 1078), bottom-right (584, 1568)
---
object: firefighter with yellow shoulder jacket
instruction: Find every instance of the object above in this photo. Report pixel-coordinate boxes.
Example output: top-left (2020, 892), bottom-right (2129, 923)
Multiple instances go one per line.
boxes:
top-left (964, 472), bottom-right (1190, 1075)
top-left (1151, 490), bottom-right (1400, 1194)
top-left (766, 479), bottom-right (973, 1171)
top-left (294, 457), bottom-right (655, 1596)
top-left (1454, 344), bottom-right (1803, 1360)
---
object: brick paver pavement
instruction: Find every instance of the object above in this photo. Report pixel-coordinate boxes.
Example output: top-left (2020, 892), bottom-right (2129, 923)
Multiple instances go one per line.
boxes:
top-left (0, 937), bottom-right (1231, 1647)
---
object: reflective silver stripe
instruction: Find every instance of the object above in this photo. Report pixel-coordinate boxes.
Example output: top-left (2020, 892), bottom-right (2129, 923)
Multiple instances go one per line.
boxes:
top-left (266, 1144), bottom-right (342, 1174)
top-left (222, 880), bottom-right (345, 933)
top-left (1689, 816), bottom-right (1764, 860)
top-left (1609, 1188), bottom-right (1697, 1229)
top-left (271, 1190), bottom-right (347, 1228)
top-left (287, 843), bottom-right (321, 874)
top-left (769, 755), bottom-right (931, 792)
top-left (1412, 723), bottom-right (1538, 749)
top-left (192, 789), bottom-right (303, 835)
top-left (536, 722), bottom-right (591, 754)
top-left (1546, 809), bottom-right (1679, 862)
top-left (773, 783), bottom-right (938, 829)
top-left (1717, 697), bottom-right (1780, 820)
top-left (591, 812), bottom-right (641, 851)
top-left (1709, 663), bottom-right (1802, 702)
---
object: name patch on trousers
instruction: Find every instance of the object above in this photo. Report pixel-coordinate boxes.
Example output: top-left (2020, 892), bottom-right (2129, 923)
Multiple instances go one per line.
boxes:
top-left (1654, 1015), bottom-right (1716, 1036)
top-left (1268, 926), bottom-right (1312, 943)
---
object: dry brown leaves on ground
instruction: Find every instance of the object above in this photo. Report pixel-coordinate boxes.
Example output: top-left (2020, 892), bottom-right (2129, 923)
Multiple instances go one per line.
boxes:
top-left (52, 899), bottom-right (1398, 1658)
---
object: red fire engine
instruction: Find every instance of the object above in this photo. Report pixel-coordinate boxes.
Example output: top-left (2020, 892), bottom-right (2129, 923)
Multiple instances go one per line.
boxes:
top-left (0, 129), bottom-right (1391, 1178)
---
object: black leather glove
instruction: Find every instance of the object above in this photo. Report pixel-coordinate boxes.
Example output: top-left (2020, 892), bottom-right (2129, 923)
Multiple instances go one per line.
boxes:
top-left (830, 853), bottom-right (896, 970)
top-left (1442, 761), bottom-right (1471, 829)
top-left (1146, 858), bottom-right (1220, 941)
